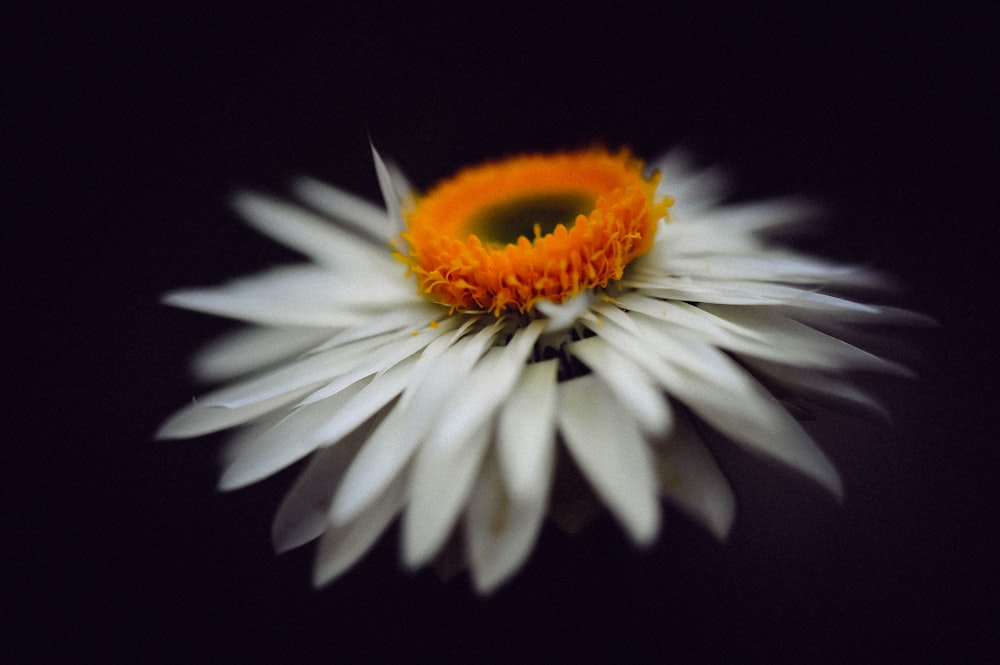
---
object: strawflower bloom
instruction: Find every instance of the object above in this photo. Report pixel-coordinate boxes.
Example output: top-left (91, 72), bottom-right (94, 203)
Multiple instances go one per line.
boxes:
top-left (160, 145), bottom-right (920, 593)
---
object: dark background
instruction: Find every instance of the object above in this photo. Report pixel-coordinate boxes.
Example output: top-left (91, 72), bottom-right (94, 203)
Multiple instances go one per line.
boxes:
top-left (9, 3), bottom-right (997, 663)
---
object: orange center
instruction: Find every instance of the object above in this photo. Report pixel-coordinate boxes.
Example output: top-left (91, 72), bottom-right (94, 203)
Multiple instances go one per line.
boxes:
top-left (398, 148), bottom-right (672, 315)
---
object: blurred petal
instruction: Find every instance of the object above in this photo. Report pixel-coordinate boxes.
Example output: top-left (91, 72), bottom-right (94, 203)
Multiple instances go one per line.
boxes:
top-left (652, 414), bottom-right (735, 540)
top-left (272, 426), bottom-right (370, 553)
top-left (496, 360), bottom-right (558, 503)
top-left (465, 453), bottom-right (547, 594)
top-left (313, 471), bottom-right (407, 587)
top-left (587, 317), bottom-right (843, 499)
top-left (557, 375), bottom-right (661, 546)
top-left (191, 326), bottom-right (334, 382)
top-left (403, 419), bottom-right (492, 568)
top-left (292, 176), bottom-right (397, 242)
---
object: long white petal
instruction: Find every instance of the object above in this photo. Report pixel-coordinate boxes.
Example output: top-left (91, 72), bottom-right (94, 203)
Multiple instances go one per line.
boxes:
top-left (313, 471), bottom-right (407, 587)
top-left (623, 278), bottom-right (881, 315)
top-left (587, 316), bottom-right (843, 499)
top-left (569, 336), bottom-right (673, 435)
top-left (163, 265), bottom-right (414, 327)
top-left (156, 385), bottom-right (315, 439)
top-left (297, 354), bottom-right (420, 450)
top-left (232, 192), bottom-right (399, 271)
top-left (330, 325), bottom-right (500, 524)
top-left (395, 324), bottom-right (547, 562)
top-left (218, 379), bottom-right (369, 490)
top-left (652, 413), bottom-right (735, 540)
top-left (299, 325), bottom-right (441, 406)
top-left (176, 336), bottom-right (394, 410)
top-left (464, 453), bottom-right (547, 594)
top-left (310, 302), bottom-right (446, 350)
top-left (403, 418), bottom-right (493, 569)
top-left (423, 320), bottom-right (546, 454)
top-left (291, 176), bottom-right (397, 242)
top-left (191, 326), bottom-right (334, 382)
top-left (742, 358), bottom-right (891, 422)
top-left (651, 152), bottom-right (729, 212)
top-left (677, 198), bottom-right (821, 234)
top-left (371, 143), bottom-right (407, 236)
top-left (271, 427), bottom-right (369, 553)
top-left (557, 375), bottom-right (661, 546)
top-left (650, 251), bottom-right (886, 289)
top-left (613, 295), bottom-right (909, 374)
top-left (496, 360), bottom-right (558, 503)
top-left (698, 303), bottom-right (912, 374)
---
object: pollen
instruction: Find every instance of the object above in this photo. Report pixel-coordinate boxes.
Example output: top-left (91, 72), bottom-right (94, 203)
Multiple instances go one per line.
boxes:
top-left (398, 149), bottom-right (672, 315)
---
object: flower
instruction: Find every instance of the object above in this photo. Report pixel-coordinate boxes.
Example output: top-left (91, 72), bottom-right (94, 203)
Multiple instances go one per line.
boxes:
top-left (159, 145), bottom-right (919, 593)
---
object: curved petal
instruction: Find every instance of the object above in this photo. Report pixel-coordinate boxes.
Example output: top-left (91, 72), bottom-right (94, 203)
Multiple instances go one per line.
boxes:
top-left (403, 419), bottom-right (493, 569)
top-left (569, 336), bottom-right (673, 435)
top-left (587, 315), bottom-right (843, 499)
top-left (313, 471), bottom-right (407, 587)
top-left (163, 265), bottom-right (415, 327)
top-left (652, 413), bottom-right (735, 540)
top-left (292, 176), bottom-right (397, 242)
top-left (156, 385), bottom-right (315, 440)
top-left (271, 426), bottom-right (370, 553)
top-left (557, 375), bottom-right (661, 546)
top-left (496, 359), bottom-right (558, 503)
top-left (464, 453), bottom-right (547, 594)
top-left (218, 379), bottom-right (369, 490)
top-left (191, 326), bottom-right (335, 382)
top-left (330, 324), bottom-right (501, 525)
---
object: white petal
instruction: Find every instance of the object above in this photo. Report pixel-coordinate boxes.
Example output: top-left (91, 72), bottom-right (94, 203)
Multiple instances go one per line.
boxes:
top-left (698, 303), bottom-right (912, 375)
top-left (311, 302), bottom-right (447, 350)
top-left (569, 336), bottom-right (673, 435)
top-left (191, 326), bottom-right (334, 382)
top-left (393, 324), bottom-right (546, 563)
top-left (218, 379), bottom-right (369, 490)
top-left (156, 385), bottom-right (315, 439)
top-left (313, 471), bottom-right (407, 587)
top-left (371, 143), bottom-right (407, 236)
top-left (299, 324), bottom-right (442, 406)
top-left (297, 353), bottom-right (420, 450)
top-left (271, 426), bottom-right (369, 553)
top-left (330, 326), bottom-right (500, 524)
top-left (557, 375), bottom-right (661, 546)
top-left (678, 198), bottom-right (821, 234)
top-left (291, 176), bottom-right (396, 241)
top-left (654, 251), bottom-right (887, 289)
top-left (195, 325), bottom-right (426, 410)
top-left (232, 192), bottom-right (399, 271)
top-left (588, 316), bottom-right (843, 499)
top-left (423, 320), bottom-right (546, 454)
top-left (624, 278), bottom-right (881, 315)
top-left (614, 295), bottom-right (908, 375)
top-left (743, 358), bottom-right (891, 422)
top-left (464, 453), bottom-right (547, 594)
top-left (651, 151), bottom-right (729, 212)
top-left (403, 418), bottom-right (493, 569)
top-left (652, 414), bottom-right (735, 540)
top-left (536, 291), bottom-right (594, 331)
top-left (163, 265), bottom-right (414, 327)
top-left (496, 359), bottom-right (558, 503)
top-left (589, 300), bottom-right (641, 334)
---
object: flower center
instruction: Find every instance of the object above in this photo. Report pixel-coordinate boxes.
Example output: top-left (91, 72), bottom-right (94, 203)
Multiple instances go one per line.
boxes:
top-left (399, 149), bottom-right (671, 315)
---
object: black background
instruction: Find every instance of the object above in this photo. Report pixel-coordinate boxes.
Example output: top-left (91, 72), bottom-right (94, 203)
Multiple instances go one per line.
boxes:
top-left (9, 3), bottom-right (998, 663)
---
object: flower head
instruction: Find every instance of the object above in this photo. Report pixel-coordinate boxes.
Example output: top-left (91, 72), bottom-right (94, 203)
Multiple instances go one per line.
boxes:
top-left (160, 144), bottom-right (920, 593)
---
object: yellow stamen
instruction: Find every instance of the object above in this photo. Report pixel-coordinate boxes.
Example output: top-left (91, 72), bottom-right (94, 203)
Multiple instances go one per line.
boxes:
top-left (399, 148), bottom-right (672, 315)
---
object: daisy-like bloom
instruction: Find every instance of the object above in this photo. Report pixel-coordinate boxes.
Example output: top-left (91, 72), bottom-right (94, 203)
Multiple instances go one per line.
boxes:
top-left (159, 145), bottom-right (918, 593)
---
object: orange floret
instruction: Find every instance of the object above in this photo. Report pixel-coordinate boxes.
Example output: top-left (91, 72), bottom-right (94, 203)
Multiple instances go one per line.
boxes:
top-left (399, 149), bottom-right (672, 315)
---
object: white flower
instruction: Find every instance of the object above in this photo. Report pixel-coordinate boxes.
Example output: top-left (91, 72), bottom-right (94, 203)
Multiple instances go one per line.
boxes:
top-left (159, 145), bottom-right (919, 594)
